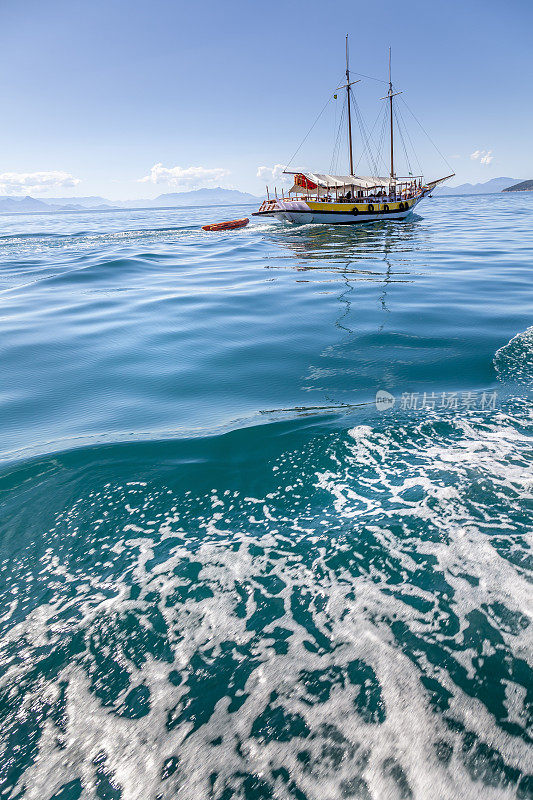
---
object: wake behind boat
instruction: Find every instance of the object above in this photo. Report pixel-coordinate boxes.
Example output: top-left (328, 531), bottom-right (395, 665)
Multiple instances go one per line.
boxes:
top-left (253, 37), bottom-right (453, 225)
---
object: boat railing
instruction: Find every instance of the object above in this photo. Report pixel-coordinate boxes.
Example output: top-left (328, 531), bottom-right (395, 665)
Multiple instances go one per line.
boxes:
top-left (307, 194), bottom-right (415, 204)
top-left (258, 191), bottom-right (421, 212)
top-left (258, 199), bottom-right (280, 213)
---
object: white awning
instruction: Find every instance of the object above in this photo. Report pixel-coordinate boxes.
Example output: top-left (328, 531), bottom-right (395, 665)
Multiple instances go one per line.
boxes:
top-left (287, 172), bottom-right (409, 195)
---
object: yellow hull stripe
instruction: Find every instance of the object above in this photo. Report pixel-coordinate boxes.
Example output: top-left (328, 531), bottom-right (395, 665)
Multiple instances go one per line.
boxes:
top-left (304, 199), bottom-right (415, 213)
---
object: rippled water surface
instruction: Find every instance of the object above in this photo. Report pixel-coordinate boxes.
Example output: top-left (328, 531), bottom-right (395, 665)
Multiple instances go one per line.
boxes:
top-left (0, 195), bottom-right (531, 799)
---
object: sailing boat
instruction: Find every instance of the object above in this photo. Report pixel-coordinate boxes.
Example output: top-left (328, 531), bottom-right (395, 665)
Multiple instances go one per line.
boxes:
top-left (253, 37), bottom-right (453, 225)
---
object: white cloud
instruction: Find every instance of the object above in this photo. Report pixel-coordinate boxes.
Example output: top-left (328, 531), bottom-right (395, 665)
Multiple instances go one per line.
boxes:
top-left (256, 164), bottom-right (290, 184)
top-left (0, 170), bottom-right (81, 195)
top-left (139, 163), bottom-right (230, 190)
top-left (470, 149), bottom-right (494, 165)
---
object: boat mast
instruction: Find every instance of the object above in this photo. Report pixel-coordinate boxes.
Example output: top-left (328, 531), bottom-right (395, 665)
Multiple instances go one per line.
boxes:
top-left (336, 36), bottom-right (360, 177)
top-left (380, 48), bottom-right (401, 183)
top-left (346, 34), bottom-right (354, 175)
top-left (388, 47), bottom-right (394, 180)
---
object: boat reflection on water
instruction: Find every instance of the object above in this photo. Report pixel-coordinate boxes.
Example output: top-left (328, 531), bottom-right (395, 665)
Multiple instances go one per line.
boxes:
top-left (263, 215), bottom-right (424, 279)
top-left (259, 215), bottom-right (449, 412)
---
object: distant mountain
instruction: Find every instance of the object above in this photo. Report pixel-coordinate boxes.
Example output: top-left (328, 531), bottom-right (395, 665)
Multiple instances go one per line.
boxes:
top-left (0, 195), bottom-right (52, 212)
top-left (0, 187), bottom-right (263, 214)
top-left (0, 194), bottom-right (113, 213)
top-left (436, 177), bottom-right (520, 196)
top-left (112, 188), bottom-right (261, 209)
top-left (502, 179), bottom-right (533, 192)
top-left (152, 187), bottom-right (261, 207)
top-left (39, 196), bottom-right (112, 208)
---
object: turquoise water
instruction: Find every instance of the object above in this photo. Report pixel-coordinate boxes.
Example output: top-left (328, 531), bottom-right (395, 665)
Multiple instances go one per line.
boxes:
top-left (0, 194), bottom-right (531, 799)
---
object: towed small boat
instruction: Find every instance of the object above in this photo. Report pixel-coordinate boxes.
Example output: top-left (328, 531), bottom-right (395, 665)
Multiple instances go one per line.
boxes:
top-left (202, 218), bottom-right (249, 232)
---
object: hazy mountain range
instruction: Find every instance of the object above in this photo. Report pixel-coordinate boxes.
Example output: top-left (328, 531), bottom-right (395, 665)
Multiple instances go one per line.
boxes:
top-left (502, 179), bottom-right (533, 192)
top-left (0, 187), bottom-right (262, 214)
top-left (0, 179), bottom-right (529, 214)
top-left (435, 177), bottom-right (520, 195)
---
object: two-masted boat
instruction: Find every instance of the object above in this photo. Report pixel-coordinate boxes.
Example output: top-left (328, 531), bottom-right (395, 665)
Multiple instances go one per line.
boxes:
top-left (253, 38), bottom-right (453, 225)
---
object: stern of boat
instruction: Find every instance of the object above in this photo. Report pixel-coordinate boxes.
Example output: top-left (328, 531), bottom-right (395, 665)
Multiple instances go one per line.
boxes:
top-left (252, 199), bottom-right (313, 224)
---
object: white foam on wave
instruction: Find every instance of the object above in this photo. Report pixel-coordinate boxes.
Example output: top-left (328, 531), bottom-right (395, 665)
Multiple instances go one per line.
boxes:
top-left (1, 406), bottom-right (532, 799)
top-left (494, 326), bottom-right (533, 386)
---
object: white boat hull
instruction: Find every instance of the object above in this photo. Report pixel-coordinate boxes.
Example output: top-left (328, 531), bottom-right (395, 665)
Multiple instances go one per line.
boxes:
top-left (271, 207), bottom-right (415, 224)
top-left (253, 197), bottom-right (421, 225)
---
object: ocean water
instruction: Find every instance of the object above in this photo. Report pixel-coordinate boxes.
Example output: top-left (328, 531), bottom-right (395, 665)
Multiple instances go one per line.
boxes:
top-left (0, 193), bottom-right (531, 800)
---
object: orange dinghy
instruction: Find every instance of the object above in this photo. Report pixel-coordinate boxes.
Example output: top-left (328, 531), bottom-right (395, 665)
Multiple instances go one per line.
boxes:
top-left (202, 217), bottom-right (249, 232)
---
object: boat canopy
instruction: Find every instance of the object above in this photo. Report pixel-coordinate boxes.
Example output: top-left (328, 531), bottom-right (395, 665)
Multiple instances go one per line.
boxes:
top-left (287, 172), bottom-right (415, 195)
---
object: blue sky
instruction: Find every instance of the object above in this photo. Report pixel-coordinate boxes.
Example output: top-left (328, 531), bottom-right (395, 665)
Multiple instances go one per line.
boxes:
top-left (0, 0), bottom-right (531, 199)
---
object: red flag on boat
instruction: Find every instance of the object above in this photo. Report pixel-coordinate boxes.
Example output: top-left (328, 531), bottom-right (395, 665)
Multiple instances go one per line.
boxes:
top-left (294, 174), bottom-right (318, 191)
